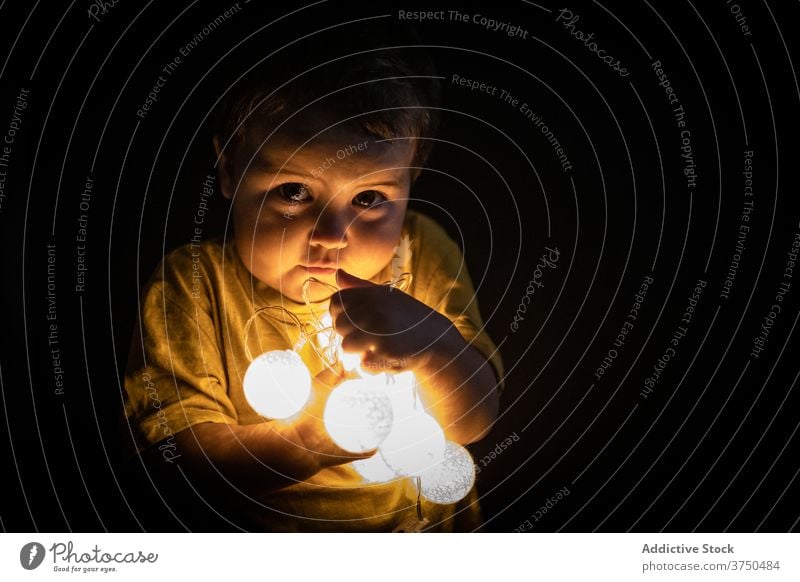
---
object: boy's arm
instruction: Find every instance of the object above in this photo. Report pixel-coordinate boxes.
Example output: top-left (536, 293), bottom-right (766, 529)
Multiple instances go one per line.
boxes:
top-left (125, 258), bottom-right (369, 496)
top-left (410, 216), bottom-right (505, 444)
top-left (415, 324), bottom-right (500, 445)
top-left (169, 367), bottom-right (373, 495)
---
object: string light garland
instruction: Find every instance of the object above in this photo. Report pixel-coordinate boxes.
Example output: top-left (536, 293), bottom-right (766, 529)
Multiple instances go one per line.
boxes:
top-left (240, 241), bottom-right (477, 522)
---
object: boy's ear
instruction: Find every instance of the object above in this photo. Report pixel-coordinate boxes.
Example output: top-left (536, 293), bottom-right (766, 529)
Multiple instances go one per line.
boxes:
top-left (213, 136), bottom-right (235, 200)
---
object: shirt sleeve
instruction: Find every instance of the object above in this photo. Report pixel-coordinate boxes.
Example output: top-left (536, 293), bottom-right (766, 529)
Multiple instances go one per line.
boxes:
top-left (123, 258), bottom-right (238, 453)
top-left (413, 215), bottom-right (506, 394)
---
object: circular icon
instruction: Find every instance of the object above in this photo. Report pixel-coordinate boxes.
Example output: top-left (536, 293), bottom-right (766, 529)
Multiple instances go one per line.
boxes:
top-left (20, 542), bottom-right (45, 570)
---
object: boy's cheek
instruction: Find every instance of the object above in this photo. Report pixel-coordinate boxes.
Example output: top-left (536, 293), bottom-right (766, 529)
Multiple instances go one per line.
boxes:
top-left (234, 199), bottom-right (293, 233)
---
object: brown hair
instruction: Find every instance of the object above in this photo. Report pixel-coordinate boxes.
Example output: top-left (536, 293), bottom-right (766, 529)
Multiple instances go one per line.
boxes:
top-left (213, 23), bottom-right (441, 178)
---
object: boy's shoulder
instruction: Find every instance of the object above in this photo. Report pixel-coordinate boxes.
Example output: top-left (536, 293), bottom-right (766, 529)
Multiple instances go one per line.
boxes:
top-left (153, 236), bottom-right (227, 275)
top-left (143, 236), bottom-right (231, 304)
top-left (404, 209), bottom-right (462, 265)
top-left (404, 209), bottom-right (459, 250)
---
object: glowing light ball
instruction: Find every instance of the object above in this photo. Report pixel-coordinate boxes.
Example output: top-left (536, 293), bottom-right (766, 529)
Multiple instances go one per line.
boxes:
top-left (384, 371), bottom-right (418, 418)
top-left (352, 453), bottom-right (399, 483)
top-left (243, 350), bottom-right (312, 419)
top-left (323, 378), bottom-right (394, 453)
top-left (380, 411), bottom-right (446, 477)
top-left (420, 441), bottom-right (476, 505)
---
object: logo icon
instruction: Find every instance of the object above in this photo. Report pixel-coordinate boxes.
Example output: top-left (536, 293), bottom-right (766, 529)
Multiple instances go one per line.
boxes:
top-left (20, 542), bottom-right (45, 570)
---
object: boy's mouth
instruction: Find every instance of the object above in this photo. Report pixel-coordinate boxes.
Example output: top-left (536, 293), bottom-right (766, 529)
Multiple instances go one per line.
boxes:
top-left (301, 263), bottom-right (338, 276)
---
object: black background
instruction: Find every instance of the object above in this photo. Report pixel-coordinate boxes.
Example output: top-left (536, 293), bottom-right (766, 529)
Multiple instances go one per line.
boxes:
top-left (1, 0), bottom-right (799, 532)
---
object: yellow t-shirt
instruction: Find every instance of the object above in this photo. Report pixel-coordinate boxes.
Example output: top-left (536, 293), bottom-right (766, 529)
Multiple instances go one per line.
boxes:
top-left (123, 209), bottom-right (504, 532)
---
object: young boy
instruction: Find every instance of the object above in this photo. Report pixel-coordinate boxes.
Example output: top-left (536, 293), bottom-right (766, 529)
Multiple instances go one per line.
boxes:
top-left (123, 35), bottom-right (504, 532)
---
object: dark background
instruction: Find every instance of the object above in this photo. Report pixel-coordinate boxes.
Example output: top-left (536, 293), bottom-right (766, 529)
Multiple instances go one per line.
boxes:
top-left (1, 0), bottom-right (799, 532)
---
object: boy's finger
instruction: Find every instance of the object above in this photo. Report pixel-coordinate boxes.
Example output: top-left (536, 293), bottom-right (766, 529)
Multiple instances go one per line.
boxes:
top-left (335, 269), bottom-right (376, 290)
top-left (341, 331), bottom-right (375, 354)
top-left (331, 312), bottom-right (356, 336)
top-left (318, 446), bottom-right (377, 470)
top-left (333, 446), bottom-right (378, 462)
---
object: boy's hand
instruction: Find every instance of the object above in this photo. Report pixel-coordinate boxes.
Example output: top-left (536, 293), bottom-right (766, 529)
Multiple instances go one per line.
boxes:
top-left (330, 270), bottom-right (499, 446)
top-left (171, 366), bottom-right (377, 494)
top-left (330, 269), bottom-right (459, 374)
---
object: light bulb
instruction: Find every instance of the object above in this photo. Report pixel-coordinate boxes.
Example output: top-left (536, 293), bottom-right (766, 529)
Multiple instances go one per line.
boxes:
top-left (380, 411), bottom-right (446, 477)
top-left (420, 441), bottom-right (476, 505)
top-left (243, 349), bottom-right (312, 419)
top-left (352, 453), bottom-right (398, 483)
top-left (384, 370), bottom-right (418, 418)
top-left (323, 377), bottom-right (394, 453)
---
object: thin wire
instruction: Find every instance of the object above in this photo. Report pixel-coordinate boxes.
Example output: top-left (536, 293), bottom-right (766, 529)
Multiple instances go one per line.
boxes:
top-left (415, 476), bottom-right (424, 521)
top-left (387, 272), bottom-right (413, 292)
top-left (301, 276), bottom-right (336, 331)
top-left (242, 306), bottom-right (307, 362)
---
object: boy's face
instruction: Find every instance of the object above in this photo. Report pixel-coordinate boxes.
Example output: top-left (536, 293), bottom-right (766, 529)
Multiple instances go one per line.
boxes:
top-left (217, 124), bottom-right (414, 303)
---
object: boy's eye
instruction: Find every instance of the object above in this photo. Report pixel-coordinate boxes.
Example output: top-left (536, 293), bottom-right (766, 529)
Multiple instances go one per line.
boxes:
top-left (352, 190), bottom-right (386, 208)
top-left (270, 183), bottom-right (312, 203)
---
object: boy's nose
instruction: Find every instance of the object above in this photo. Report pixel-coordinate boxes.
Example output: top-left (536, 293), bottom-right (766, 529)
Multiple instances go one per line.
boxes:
top-left (309, 212), bottom-right (348, 249)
